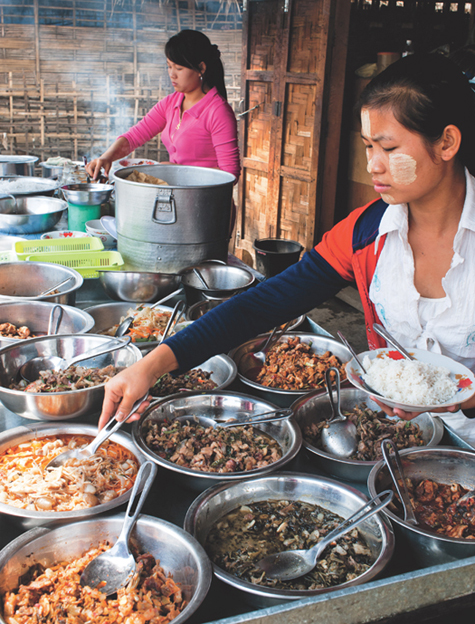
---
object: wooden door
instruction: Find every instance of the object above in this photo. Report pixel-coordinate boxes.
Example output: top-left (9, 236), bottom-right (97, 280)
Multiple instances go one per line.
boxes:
top-left (232, 0), bottom-right (351, 266)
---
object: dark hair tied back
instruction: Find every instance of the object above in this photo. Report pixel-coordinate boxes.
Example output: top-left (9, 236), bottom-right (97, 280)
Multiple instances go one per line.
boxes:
top-left (165, 30), bottom-right (227, 100)
top-left (356, 53), bottom-right (475, 175)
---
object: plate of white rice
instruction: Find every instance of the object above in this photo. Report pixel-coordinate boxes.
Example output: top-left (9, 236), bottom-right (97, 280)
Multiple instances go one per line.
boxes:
top-left (346, 348), bottom-right (475, 411)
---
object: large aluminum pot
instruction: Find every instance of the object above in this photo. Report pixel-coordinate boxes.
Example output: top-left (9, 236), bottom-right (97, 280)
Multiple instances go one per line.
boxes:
top-left (0, 301), bottom-right (95, 347)
top-left (0, 262), bottom-right (82, 305)
top-left (368, 446), bottom-right (475, 567)
top-left (0, 333), bottom-right (142, 420)
top-left (0, 155), bottom-right (38, 176)
top-left (0, 175), bottom-right (59, 197)
top-left (133, 391), bottom-right (302, 491)
top-left (0, 195), bottom-right (67, 234)
top-left (0, 422), bottom-right (148, 529)
top-left (184, 472), bottom-right (395, 608)
top-left (292, 388), bottom-right (444, 482)
top-left (0, 514), bottom-right (212, 624)
top-left (112, 164), bottom-right (235, 272)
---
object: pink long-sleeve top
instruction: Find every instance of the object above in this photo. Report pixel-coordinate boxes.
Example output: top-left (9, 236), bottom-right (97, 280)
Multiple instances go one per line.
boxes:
top-left (119, 87), bottom-right (240, 180)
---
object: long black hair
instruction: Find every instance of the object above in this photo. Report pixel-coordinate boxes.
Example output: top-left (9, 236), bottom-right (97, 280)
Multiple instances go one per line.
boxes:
top-left (165, 30), bottom-right (227, 100)
top-left (356, 53), bottom-right (475, 174)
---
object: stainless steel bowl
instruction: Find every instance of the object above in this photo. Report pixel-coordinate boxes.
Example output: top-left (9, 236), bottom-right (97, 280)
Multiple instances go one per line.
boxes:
top-left (184, 472), bottom-right (395, 607)
top-left (98, 270), bottom-right (182, 302)
top-left (0, 333), bottom-right (142, 421)
top-left (84, 301), bottom-right (174, 352)
top-left (0, 155), bottom-right (38, 176)
top-left (0, 262), bottom-right (83, 304)
top-left (133, 391), bottom-right (302, 491)
top-left (0, 175), bottom-right (60, 197)
top-left (61, 183), bottom-right (114, 206)
top-left (292, 388), bottom-right (445, 482)
top-left (368, 446), bottom-right (475, 567)
top-left (0, 301), bottom-right (95, 347)
top-left (0, 195), bottom-right (67, 234)
top-left (180, 263), bottom-right (256, 306)
top-left (0, 422), bottom-right (148, 529)
top-left (229, 332), bottom-right (352, 407)
top-left (0, 514), bottom-right (212, 624)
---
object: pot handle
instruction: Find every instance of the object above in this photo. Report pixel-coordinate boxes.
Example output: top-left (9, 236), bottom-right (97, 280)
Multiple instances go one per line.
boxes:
top-left (151, 188), bottom-right (176, 225)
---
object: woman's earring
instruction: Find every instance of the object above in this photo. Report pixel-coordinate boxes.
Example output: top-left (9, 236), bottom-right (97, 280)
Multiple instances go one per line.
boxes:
top-left (200, 74), bottom-right (203, 81)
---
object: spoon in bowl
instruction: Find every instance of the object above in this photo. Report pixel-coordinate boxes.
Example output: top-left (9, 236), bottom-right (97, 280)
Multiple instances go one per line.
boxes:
top-left (373, 323), bottom-right (415, 361)
top-left (319, 367), bottom-right (358, 458)
top-left (37, 276), bottom-right (74, 298)
top-left (114, 288), bottom-right (185, 338)
top-left (20, 336), bottom-right (131, 383)
top-left (381, 439), bottom-right (418, 525)
top-left (80, 461), bottom-right (157, 595)
top-left (47, 305), bottom-right (64, 335)
top-left (175, 407), bottom-right (293, 429)
top-left (257, 490), bottom-right (393, 580)
top-left (337, 330), bottom-right (382, 397)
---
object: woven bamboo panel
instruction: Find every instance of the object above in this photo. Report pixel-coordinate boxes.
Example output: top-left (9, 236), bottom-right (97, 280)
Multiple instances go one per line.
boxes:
top-left (244, 81), bottom-right (272, 162)
top-left (279, 177), bottom-right (314, 246)
top-left (288, 0), bottom-right (325, 74)
top-left (247, 0), bottom-right (279, 72)
top-left (282, 83), bottom-right (316, 170)
top-left (241, 168), bottom-right (270, 246)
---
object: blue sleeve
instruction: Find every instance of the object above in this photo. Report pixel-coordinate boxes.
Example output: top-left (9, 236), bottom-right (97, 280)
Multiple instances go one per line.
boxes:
top-left (164, 248), bottom-right (350, 371)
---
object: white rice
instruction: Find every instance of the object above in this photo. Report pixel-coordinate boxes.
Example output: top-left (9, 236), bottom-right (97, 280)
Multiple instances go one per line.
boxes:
top-left (0, 179), bottom-right (48, 194)
top-left (362, 354), bottom-right (457, 406)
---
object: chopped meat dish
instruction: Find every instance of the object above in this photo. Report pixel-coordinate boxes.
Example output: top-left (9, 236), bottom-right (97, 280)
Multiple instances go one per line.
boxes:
top-left (205, 499), bottom-right (374, 590)
top-left (10, 364), bottom-right (123, 392)
top-left (0, 322), bottom-right (37, 339)
top-left (150, 369), bottom-right (218, 397)
top-left (256, 337), bottom-right (346, 390)
top-left (1, 545), bottom-right (186, 624)
top-left (101, 306), bottom-right (180, 343)
top-left (142, 419), bottom-right (282, 473)
top-left (304, 402), bottom-right (425, 461)
top-left (390, 477), bottom-right (475, 539)
top-left (0, 434), bottom-right (139, 511)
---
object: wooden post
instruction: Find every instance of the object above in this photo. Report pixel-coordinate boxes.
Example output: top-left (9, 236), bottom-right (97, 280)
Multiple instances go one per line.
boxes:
top-left (73, 80), bottom-right (78, 160)
top-left (40, 79), bottom-right (44, 159)
top-left (33, 0), bottom-right (40, 86)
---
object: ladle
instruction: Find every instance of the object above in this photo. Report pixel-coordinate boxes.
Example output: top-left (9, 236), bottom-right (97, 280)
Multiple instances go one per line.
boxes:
top-left (174, 407), bottom-right (293, 429)
top-left (257, 490), bottom-right (393, 580)
top-left (20, 336), bottom-right (131, 383)
top-left (46, 392), bottom-right (148, 469)
top-left (37, 276), bottom-right (74, 298)
top-left (373, 323), bottom-right (415, 361)
top-left (193, 268), bottom-right (210, 289)
top-left (319, 367), bottom-right (358, 458)
top-left (114, 287), bottom-right (185, 338)
top-left (80, 461), bottom-right (157, 595)
top-left (47, 305), bottom-right (63, 335)
top-left (381, 438), bottom-right (418, 525)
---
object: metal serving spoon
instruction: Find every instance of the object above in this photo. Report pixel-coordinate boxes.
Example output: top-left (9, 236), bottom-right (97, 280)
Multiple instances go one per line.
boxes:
top-left (174, 407), bottom-right (293, 429)
top-left (114, 288), bottom-right (185, 338)
top-left (80, 461), bottom-right (157, 595)
top-left (193, 267), bottom-right (210, 289)
top-left (373, 323), bottom-right (415, 361)
top-left (47, 305), bottom-right (63, 335)
top-left (337, 330), bottom-right (382, 397)
top-left (320, 367), bottom-right (358, 458)
top-left (20, 336), bottom-right (131, 383)
top-left (46, 393), bottom-right (148, 469)
top-left (37, 276), bottom-right (74, 298)
top-left (257, 490), bottom-right (393, 580)
top-left (381, 439), bottom-right (418, 525)
top-left (241, 319), bottom-right (294, 371)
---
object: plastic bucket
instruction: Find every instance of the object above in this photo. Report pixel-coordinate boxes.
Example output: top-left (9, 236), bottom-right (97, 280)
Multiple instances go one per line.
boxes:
top-left (68, 203), bottom-right (101, 232)
top-left (253, 238), bottom-right (303, 279)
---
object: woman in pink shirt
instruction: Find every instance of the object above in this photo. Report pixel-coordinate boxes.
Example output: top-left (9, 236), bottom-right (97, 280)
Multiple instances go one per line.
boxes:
top-left (87, 30), bottom-right (240, 181)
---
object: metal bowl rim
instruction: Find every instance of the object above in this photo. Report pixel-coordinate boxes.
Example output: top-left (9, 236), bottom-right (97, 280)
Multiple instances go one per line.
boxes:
top-left (132, 389), bottom-right (302, 480)
top-left (0, 196), bottom-right (68, 216)
top-left (184, 470), bottom-right (395, 598)
top-left (0, 262), bottom-right (83, 298)
top-left (367, 445), bottom-right (475, 543)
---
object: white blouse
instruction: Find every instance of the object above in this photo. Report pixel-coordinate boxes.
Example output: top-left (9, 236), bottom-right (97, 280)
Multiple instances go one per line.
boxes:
top-left (369, 169), bottom-right (475, 444)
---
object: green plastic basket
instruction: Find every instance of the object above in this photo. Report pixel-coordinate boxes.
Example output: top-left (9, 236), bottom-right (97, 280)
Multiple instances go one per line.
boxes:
top-left (14, 237), bottom-right (104, 259)
top-left (25, 250), bottom-right (124, 278)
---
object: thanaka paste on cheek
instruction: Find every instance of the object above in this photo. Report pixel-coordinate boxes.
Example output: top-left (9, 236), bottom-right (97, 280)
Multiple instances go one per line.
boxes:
top-left (381, 193), bottom-right (396, 203)
top-left (389, 153), bottom-right (417, 185)
top-left (361, 109), bottom-right (371, 139)
top-left (366, 158), bottom-right (372, 173)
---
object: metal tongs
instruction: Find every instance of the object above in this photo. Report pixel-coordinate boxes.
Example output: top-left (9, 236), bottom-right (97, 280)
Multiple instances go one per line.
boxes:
top-left (381, 439), bottom-right (418, 525)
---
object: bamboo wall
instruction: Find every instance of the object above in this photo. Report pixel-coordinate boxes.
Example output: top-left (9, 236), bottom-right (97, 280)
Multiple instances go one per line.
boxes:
top-left (0, 0), bottom-right (242, 162)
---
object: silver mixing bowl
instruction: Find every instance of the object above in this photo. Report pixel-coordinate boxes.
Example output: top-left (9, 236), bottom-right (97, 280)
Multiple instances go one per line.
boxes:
top-left (0, 333), bottom-right (142, 420)
top-left (0, 301), bottom-right (95, 347)
top-left (98, 269), bottom-right (182, 302)
top-left (133, 391), bottom-right (302, 491)
top-left (0, 195), bottom-right (67, 234)
top-left (368, 446), bottom-right (475, 567)
top-left (229, 332), bottom-right (352, 407)
top-left (180, 263), bottom-right (256, 306)
top-left (0, 262), bottom-right (83, 304)
top-left (184, 472), bottom-right (395, 608)
top-left (292, 388), bottom-right (445, 482)
top-left (61, 182), bottom-right (114, 205)
top-left (0, 422), bottom-right (148, 529)
top-left (0, 514), bottom-right (212, 624)
top-left (0, 155), bottom-right (38, 176)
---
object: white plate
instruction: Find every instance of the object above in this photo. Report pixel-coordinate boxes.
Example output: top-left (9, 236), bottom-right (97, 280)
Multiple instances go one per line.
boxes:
top-left (346, 347), bottom-right (475, 411)
top-left (40, 230), bottom-right (89, 239)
